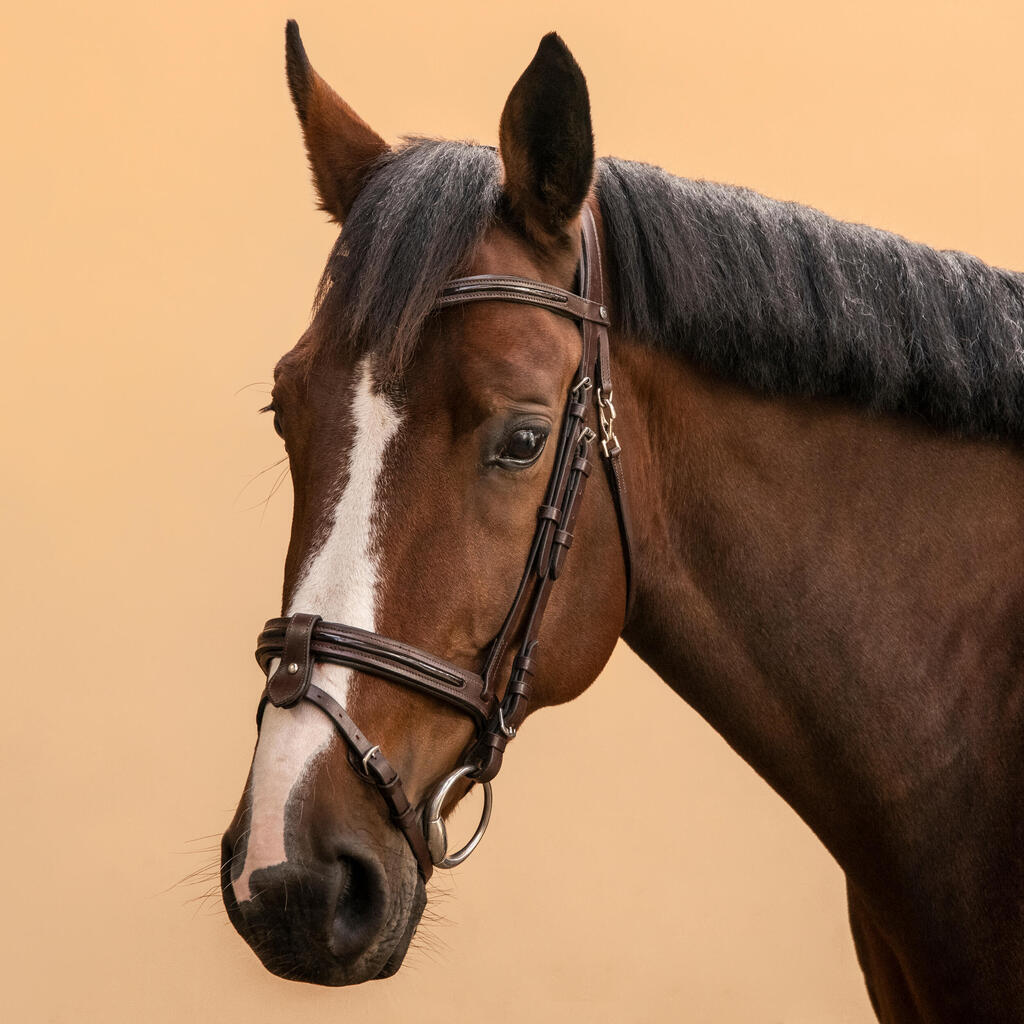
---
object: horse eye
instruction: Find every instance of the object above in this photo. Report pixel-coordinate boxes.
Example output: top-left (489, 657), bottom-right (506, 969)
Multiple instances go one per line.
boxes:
top-left (260, 402), bottom-right (285, 439)
top-left (498, 427), bottom-right (547, 467)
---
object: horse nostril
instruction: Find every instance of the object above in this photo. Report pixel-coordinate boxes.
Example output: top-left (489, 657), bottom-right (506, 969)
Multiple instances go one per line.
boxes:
top-left (328, 853), bottom-right (388, 961)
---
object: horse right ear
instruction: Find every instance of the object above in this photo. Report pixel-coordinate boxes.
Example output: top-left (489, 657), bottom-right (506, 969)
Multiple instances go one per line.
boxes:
top-left (498, 33), bottom-right (594, 249)
top-left (284, 20), bottom-right (389, 224)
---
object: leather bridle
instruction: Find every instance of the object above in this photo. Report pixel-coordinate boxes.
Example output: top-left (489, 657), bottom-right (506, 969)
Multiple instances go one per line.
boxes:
top-left (254, 205), bottom-right (633, 881)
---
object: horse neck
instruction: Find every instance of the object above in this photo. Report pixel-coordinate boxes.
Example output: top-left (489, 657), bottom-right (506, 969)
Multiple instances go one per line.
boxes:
top-left (614, 338), bottom-right (1024, 892)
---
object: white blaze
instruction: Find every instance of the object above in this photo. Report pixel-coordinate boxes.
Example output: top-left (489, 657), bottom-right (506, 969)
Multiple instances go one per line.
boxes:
top-left (233, 358), bottom-right (401, 903)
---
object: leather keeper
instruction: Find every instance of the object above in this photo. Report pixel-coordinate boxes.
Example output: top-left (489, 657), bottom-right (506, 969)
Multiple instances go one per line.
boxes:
top-left (477, 729), bottom-right (509, 753)
top-left (550, 530), bottom-right (575, 578)
top-left (377, 773), bottom-right (407, 804)
top-left (265, 612), bottom-right (321, 707)
top-left (506, 677), bottom-right (531, 699)
top-left (471, 745), bottom-right (504, 785)
top-left (512, 653), bottom-right (537, 677)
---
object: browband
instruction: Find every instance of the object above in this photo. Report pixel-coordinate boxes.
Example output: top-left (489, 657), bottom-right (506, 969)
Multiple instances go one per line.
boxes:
top-left (437, 275), bottom-right (611, 326)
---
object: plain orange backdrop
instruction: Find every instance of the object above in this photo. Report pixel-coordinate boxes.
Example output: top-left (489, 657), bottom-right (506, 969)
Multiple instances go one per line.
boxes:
top-left (4, 1), bottom-right (1022, 1021)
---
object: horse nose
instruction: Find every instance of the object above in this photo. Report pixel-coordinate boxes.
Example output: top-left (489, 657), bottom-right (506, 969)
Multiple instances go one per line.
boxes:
top-left (222, 832), bottom-right (390, 981)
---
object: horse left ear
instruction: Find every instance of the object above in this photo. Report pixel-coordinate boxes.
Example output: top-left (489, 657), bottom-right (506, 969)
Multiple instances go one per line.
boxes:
top-left (499, 33), bottom-right (595, 248)
top-left (285, 20), bottom-right (389, 224)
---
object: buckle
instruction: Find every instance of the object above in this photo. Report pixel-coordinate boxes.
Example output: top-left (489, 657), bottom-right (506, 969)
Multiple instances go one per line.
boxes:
top-left (361, 745), bottom-right (381, 776)
top-left (497, 705), bottom-right (517, 739)
top-left (597, 387), bottom-right (621, 459)
top-left (571, 376), bottom-right (593, 401)
top-left (576, 425), bottom-right (597, 458)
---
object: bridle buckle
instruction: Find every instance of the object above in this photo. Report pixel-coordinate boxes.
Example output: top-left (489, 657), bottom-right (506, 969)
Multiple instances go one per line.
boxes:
top-left (597, 387), bottom-right (621, 458)
top-left (571, 375), bottom-right (593, 401)
top-left (497, 705), bottom-right (517, 739)
top-left (361, 745), bottom-right (381, 776)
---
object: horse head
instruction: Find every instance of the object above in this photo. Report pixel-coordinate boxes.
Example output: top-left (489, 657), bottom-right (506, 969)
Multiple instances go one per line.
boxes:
top-left (221, 23), bottom-right (629, 985)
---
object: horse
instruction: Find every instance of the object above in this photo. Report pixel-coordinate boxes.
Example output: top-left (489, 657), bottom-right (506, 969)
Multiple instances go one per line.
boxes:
top-left (221, 21), bottom-right (1024, 1022)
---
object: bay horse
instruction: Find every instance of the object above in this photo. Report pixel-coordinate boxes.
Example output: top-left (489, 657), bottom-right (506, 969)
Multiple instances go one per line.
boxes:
top-left (221, 21), bottom-right (1024, 1022)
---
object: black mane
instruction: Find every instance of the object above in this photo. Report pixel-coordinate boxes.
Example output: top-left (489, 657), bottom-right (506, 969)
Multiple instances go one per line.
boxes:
top-left (599, 157), bottom-right (1024, 439)
top-left (317, 139), bottom-right (501, 375)
top-left (317, 138), bottom-right (1024, 439)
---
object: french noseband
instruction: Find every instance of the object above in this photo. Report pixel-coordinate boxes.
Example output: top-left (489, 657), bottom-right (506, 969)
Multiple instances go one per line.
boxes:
top-left (254, 206), bottom-right (633, 881)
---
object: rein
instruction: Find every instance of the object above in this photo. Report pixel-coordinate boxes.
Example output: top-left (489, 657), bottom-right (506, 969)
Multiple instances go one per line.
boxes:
top-left (254, 206), bottom-right (633, 881)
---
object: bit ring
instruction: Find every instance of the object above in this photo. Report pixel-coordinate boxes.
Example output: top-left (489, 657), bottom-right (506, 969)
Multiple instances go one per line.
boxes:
top-left (423, 765), bottom-right (493, 868)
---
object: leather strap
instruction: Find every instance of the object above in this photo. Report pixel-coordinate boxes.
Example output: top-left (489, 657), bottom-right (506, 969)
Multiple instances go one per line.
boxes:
top-left (258, 681), bottom-right (435, 881)
top-left (257, 619), bottom-right (496, 730)
top-left (580, 206), bottom-right (635, 617)
top-left (437, 275), bottom-right (610, 326)
top-left (302, 684), bottom-right (435, 881)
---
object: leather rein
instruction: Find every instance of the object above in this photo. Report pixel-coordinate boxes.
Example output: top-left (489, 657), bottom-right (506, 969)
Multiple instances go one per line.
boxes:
top-left (254, 206), bottom-right (633, 881)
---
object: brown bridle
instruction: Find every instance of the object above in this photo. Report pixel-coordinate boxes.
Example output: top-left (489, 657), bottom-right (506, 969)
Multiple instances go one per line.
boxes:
top-left (254, 206), bottom-right (633, 881)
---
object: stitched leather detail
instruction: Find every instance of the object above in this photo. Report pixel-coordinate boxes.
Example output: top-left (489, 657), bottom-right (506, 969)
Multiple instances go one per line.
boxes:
top-left (256, 619), bottom-right (496, 730)
top-left (437, 275), bottom-right (610, 324)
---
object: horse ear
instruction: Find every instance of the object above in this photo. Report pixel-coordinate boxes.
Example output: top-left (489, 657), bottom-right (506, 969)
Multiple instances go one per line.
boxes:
top-left (499, 33), bottom-right (594, 247)
top-left (284, 21), bottom-right (389, 224)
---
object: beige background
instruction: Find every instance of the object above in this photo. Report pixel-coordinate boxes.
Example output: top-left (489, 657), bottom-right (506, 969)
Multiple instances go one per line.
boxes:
top-left (3, 1), bottom-right (1021, 1020)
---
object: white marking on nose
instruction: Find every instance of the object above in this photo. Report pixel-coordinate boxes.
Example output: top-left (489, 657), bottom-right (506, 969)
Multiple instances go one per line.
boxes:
top-left (233, 358), bottom-right (401, 903)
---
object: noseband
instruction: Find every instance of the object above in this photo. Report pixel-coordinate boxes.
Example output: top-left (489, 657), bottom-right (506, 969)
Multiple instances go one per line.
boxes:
top-left (254, 206), bottom-right (633, 881)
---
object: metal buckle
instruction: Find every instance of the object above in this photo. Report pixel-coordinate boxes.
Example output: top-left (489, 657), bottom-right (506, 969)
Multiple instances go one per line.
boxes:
top-left (423, 765), bottom-right (494, 868)
top-left (571, 376), bottom-right (592, 401)
top-left (574, 425), bottom-right (596, 460)
top-left (497, 705), bottom-right (517, 739)
top-left (361, 745), bottom-right (381, 775)
top-left (597, 387), bottom-right (621, 458)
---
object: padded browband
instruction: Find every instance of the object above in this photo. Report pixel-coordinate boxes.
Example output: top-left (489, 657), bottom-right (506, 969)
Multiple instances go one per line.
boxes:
top-left (437, 275), bottom-right (610, 326)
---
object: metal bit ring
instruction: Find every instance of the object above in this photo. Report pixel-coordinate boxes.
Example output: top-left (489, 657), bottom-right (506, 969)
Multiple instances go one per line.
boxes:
top-left (423, 765), bottom-right (493, 869)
